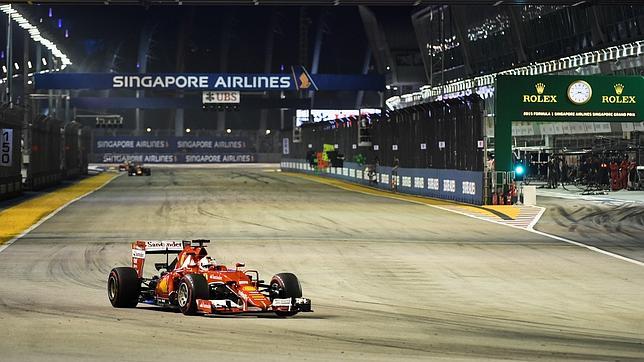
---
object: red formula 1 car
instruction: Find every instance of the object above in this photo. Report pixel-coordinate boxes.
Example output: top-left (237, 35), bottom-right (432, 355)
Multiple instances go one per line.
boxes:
top-left (118, 161), bottom-right (131, 172)
top-left (107, 240), bottom-right (311, 317)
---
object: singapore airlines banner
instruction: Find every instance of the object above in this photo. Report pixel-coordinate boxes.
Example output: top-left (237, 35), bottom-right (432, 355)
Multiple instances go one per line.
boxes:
top-left (34, 68), bottom-right (385, 92)
top-left (94, 136), bottom-right (256, 163)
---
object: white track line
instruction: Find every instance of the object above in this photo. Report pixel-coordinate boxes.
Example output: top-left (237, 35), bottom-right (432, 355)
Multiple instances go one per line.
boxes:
top-left (527, 206), bottom-right (546, 230)
top-left (429, 202), bottom-right (643, 268)
top-left (306, 176), bottom-right (644, 268)
top-left (0, 173), bottom-right (121, 254)
top-left (526, 227), bottom-right (644, 267)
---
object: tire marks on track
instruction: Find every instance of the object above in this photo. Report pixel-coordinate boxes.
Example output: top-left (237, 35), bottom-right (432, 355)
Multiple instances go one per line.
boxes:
top-left (197, 204), bottom-right (285, 232)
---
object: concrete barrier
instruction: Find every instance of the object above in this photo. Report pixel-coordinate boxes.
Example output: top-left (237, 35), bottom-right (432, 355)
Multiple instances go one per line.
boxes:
top-left (25, 116), bottom-right (63, 190)
top-left (0, 107), bottom-right (23, 201)
top-left (281, 159), bottom-right (484, 205)
top-left (522, 185), bottom-right (537, 206)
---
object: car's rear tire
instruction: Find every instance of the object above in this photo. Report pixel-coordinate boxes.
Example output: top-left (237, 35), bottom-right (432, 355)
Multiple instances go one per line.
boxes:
top-left (270, 273), bottom-right (302, 317)
top-left (177, 274), bottom-right (208, 315)
top-left (108, 267), bottom-right (140, 308)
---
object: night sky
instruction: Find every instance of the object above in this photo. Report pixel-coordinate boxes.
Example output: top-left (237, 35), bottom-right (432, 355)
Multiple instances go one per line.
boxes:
top-left (18, 5), bottom-right (404, 75)
top-left (5, 5), bottom-right (414, 130)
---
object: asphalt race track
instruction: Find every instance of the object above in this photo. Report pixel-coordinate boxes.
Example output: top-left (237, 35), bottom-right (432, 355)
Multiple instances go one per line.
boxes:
top-left (0, 167), bottom-right (643, 361)
top-left (536, 197), bottom-right (644, 263)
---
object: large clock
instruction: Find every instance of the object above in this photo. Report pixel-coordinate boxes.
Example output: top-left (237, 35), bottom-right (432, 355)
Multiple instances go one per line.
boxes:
top-left (567, 80), bottom-right (592, 105)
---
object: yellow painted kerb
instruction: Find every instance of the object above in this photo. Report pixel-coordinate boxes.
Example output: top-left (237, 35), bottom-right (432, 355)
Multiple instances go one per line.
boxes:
top-left (0, 172), bottom-right (119, 244)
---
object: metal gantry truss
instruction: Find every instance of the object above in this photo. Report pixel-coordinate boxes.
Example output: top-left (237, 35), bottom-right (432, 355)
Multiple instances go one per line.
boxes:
top-left (387, 40), bottom-right (644, 110)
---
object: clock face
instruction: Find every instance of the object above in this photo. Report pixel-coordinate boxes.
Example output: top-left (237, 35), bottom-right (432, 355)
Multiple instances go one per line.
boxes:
top-left (567, 80), bottom-right (592, 105)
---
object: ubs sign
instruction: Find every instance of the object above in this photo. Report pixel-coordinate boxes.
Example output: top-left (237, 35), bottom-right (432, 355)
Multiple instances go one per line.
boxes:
top-left (203, 91), bottom-right (240, 104)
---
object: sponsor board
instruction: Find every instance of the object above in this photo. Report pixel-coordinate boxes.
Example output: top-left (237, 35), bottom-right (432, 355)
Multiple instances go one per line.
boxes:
top-left (94, 136), bottom-right (257, 164)
top-left (0, 129), bottom-right (12, 166)
top-left (145, 240), bottom-right (184, 252)
top-left (463, 181), bottom-right (476, 195)
top-left (95, 136), bottom-right (249, 153)
top-left (414, 177), bottom-right (424, 189)
top-left (184, 154), bottom-right (255, 163)
top-left (100, 154), bottom-right (177, 163)
top-left (35, 70), bottom-right (385, 91)
top-left (281, 159), bottom-right (484, 204)
top-left (443, 179), bottom-right (456, 193)
top-left (202, 91), bottom-right (240, 104)
top-left (98, 153), bottom-right (256, 164)
top-left (427, 178), bottom-right (440, 191)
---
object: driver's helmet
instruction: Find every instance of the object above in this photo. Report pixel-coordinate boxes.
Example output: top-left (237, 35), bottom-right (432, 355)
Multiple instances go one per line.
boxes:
top-left (199, 256), bottom-right (216, 269)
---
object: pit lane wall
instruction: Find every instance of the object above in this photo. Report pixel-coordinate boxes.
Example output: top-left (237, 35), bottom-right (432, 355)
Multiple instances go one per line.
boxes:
top-left (281, 159), bottom-right (484, 205)
top-left (1, 107), bottom-right (90, 199)
top-left (26, 118), bottom-right (90, 190)
top-left (0, 107), bottom-right (23, 201)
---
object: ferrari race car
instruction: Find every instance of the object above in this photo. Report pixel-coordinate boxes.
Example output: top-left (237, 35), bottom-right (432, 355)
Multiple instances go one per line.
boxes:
top-left (118, 161), bottom-right (132, 172)
top-left (128, 163), bottom-right (151, 176)
top-left (107, 240), bottom-right (312, 316)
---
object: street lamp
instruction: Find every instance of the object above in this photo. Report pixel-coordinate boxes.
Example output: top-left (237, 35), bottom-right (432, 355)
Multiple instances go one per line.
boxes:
top-left (185, 128), bottom-right (191, 133)
top-left (146, 127), bottom-right (151, 133)
top-left (226, 128), bottom-right (231, 134)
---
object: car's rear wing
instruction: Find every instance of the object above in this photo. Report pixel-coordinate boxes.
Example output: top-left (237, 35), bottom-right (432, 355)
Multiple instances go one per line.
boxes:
top-left (131, 240), bottom-right (185, 278)
top-left (130, 240), bottom-right (210, 277)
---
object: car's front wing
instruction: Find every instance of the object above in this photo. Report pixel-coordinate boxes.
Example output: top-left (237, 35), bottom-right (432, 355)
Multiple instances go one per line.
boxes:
top-left (196, 297), bottom-right (312, 314)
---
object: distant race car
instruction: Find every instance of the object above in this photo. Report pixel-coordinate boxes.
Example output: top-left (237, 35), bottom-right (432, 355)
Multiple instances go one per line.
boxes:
top-left (118, 161), bottom-right (132, 172)
top-left (128, 163), bottom-right (151, 176)
top-left (107, 240), bottom-right (312, 316)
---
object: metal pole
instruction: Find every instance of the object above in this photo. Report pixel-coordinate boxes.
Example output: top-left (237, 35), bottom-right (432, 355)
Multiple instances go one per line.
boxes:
top-left (65, 91), bottom-right (70, 124)
top-left (23, 32), bottom-right (31, 178)
top-left (440, 7), bottom-right (444, 98)
top-left (428, 10), bottom-right (432, 89)
top-left (6, 12), bottom-right (13, 108)
top-left (48, 51), bottom-right (53, 116)
top-left (34, 43), bottom-right (41, 115)
top-left (23, 32), bottom-right (28, 105)
top-left (280, 91), bottom-right (285, 130)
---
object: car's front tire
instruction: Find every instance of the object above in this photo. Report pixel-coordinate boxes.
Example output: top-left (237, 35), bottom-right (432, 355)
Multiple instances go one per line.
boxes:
top-left (177, 274), bottom-right (209, 315)
top-left (270, 273), bottom-right (302, 317)
top-left (108, 267), bottom-right (140, 308)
